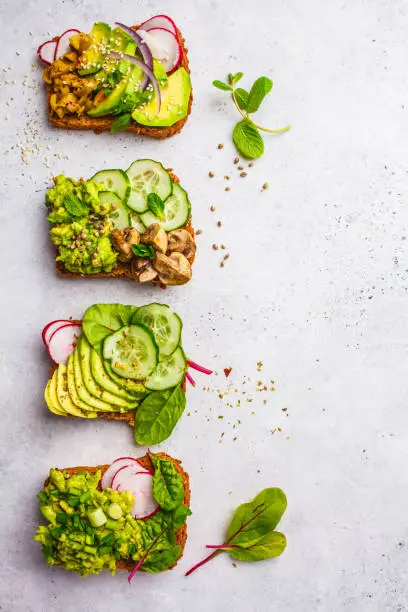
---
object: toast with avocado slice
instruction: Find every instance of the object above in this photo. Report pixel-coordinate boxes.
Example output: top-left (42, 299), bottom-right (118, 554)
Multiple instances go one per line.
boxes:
top-left (34, 453), bottom-right (191, 578)
top-left (40, 18), bottom-right (192, 138)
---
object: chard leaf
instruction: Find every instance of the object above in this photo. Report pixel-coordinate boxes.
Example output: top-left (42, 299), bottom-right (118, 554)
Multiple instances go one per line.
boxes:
top-left (151, 454), bottom-right (185, 511)
top-left (246, 76), bottom-right (273, 114)
top-left (232, 121), bottom-right (264, 159)
top-left (229, 531), bottom-right (287, 561)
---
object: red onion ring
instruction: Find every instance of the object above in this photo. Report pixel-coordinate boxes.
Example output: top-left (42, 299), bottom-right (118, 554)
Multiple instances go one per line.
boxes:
top-left (109, 52), bottom-right (161, 113)
top-left (114, 22), bottom-right (153, 90)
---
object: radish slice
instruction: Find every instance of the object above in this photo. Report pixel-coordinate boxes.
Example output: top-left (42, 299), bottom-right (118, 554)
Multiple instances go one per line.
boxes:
top-left (101, 457), bottom-right (150, 490)
top-left (42, 320), bottom-right (76, 347)
top-left (138, 28), bottom-right (181, 74)
top-left (138, 15), bottom-right (178, 36)
top-left (54, 29), bottom-right (80, 60)
top-left (112, 466), bottom-right (158, 519)
top-left (48, 323), bottom-right (82, 364)
top-left (37, 40), bottom-right (57, 65)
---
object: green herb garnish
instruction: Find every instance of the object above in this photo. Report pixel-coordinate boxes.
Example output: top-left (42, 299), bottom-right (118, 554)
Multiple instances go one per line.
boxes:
top-left (63, 193), bottom-right (89, 217)
top-left (147, 193), bottom-right (165, 220)
top-left (110, 113), bottom-right (132, 134)
top-left (213, 73), bottom-right (291, 158)
top-left (131, 243), bottom-right (156, 259)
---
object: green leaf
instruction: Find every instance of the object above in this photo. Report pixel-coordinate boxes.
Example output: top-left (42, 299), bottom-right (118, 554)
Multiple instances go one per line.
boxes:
top-left (134, 385), bottom-right (186, 445)
top-left (234, 88), bottom-right (249, 111)
top-left (82, 303), bottom-right (138, 355)
top-left (246, 76), bottom-right (273, 114)
top-left (168, 505), bottom-right (192, 530)
top-left (229, 531), bottom-right (287, 562)
top-left (141, 535), bottom-right (181, 573)
top-left (232, 120), bottom-right (264, 159)
top-left (213, 80), bottom-right (233, 92)
top-left (227, 488), bottom-right (287, 547)
top-left (230, 72), bottom-right (243, 85)
top-left (150, 454), bottom-right (185, 511)
top-left (130, 243), bottom-right (155, 259)
top-left (63, 194), bottom-right (89, 217)
top-left (110, 113), bottom-right (131, 134)
top-left (147, 193), bottom-right (165, 220)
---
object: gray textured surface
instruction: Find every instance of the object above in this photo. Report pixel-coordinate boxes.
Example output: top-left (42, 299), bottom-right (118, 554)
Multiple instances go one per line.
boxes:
top-left (1, 0), bottom-right (408, 610)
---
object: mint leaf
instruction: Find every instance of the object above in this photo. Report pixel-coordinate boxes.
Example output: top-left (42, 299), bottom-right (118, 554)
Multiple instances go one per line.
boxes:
top-left (131, 244), bottom-right (155, 259)
top-left (63, 194), bottom-right (89, 217)
top-left (232, 121), bottom-right (264, 159)
top-left (110, 113), bottom-right (131, 134)
top-left (147, 192), bottom-right (165, 220)
top-left (246, 76), bottom-right (273, 114)
top-left (229, 72), bottom-right (243, 85)
top-left (213, 80), bottom-right (233, 92)
top-left (235, 88), bottom-right (249, 111)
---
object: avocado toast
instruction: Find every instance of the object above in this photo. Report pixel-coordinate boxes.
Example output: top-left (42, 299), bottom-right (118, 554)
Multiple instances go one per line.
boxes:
top-left (38, 16), bottom-right (192, 138)
top-left (46, 162), bottom-right (196, 286)
top-left (34, 453), bottom-right (191, 578)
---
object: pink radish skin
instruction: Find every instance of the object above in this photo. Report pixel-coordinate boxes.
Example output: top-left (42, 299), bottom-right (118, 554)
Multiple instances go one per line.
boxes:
top-left (138, 14), bottom-right (178, 36)
top-left (42, 320), bottom-right (76, 347)
top-left (111, 466), bottom-right (158, 519)
top-left (54, 29), bottom-right (80, 60)
top-left (47, 323), bottom-right (82, 364)
top-left (139, 28), bottom-right (181, 74)
top-left (37, 40), bottom-right (57, 65)
top-left (101, 457), bottom-right (150, 490)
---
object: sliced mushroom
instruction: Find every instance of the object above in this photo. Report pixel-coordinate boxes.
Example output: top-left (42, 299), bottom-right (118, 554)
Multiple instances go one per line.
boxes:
top-left (167, 229), bottom-right (196, 259)
top-left (153, 252), bottom-right (192, 286)
top-left (138, 266), bottom-right (159, 283)
top-left (111, 227), bottom-right (140, 262)
top-left (140, 223), bottom-right (168, 254)
top-left (130, 258), bottom-right (158, 283)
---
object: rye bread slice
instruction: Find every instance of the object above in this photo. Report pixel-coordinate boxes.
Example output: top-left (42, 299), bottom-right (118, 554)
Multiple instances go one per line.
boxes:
top-left (46, 25), bottom-right (192, 138)
top-left (46, 452), bottom-right (190, 573)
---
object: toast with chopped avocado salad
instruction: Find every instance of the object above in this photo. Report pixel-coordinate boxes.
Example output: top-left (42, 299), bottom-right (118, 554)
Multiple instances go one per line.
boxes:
top-left (38, 15), bottom-right (192, 138)
top-left (43, 303), bottom-right (212, 445)
top-left (46, 161), bottom-right (196, 286)
top-left (34, 452), bottom-right (191, 579)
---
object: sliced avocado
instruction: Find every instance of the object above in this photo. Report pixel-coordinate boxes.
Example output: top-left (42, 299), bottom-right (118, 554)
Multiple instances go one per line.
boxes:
top-left (90, 345), bottom-right (140, 402)
top-left (73, 346), bottom-right (116, 412)
top-left (78, 22), bottom-right (111, 76)
top-left (79, 337), bottom-right (137, 411)
top-left (131, 67), bottom-right (191, 127)
top-left (45, 373), bottom-right (66, 416)
top-left (103, 360), bottom-right (148, 399)
top-left (56, 364), bottom-right (93, 418)
top-left (88, 63), bottom-right (144, 118)
top-left (66, 354), bottom-right (98, 415)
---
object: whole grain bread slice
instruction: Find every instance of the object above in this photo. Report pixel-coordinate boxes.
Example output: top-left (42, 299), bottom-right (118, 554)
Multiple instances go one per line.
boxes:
top-left (46, 25), bottom-right (192, 138)
top-left (48, 452), bottom-right (190, 573)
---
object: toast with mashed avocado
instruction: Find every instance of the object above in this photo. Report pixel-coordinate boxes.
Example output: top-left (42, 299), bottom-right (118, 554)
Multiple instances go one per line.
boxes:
top-left (34, 453), bottom-right (191, 578)
top-left (39, 16), bottom-right (192, 138)
top-left (45, 162), bottom-right (196, 286)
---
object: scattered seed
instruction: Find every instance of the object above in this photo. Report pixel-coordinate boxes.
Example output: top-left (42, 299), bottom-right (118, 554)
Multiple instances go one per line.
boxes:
top-left (224, 367), bottom-right (232, 377)
top-left (240, 172), bottom-right (247, 177)
top-left (195, 229), bottom-right (202, 235)
top-left (212, 244), bottom-right (219, 250)
top-left (225, 186), bottom-right (231, 192)
top-left (237, 165), bottom-right (244, 170)
top-left (233, 157), bottom-right (239, 164)
top-left (217, 143), bottom-right (224, 149)
top-left (224, 175), bottom-right (230, 180)
top-left (210, 205), bottom-right (216, 212)
top-left (262, 182), bottom-right (269, 190)
top-left (220, 261), bottom-right (225, 268)
top-left (223, 253), bottom-right (230, 260)
top-left (208, 171), bottom-right (215, 177)
top-left (221, 244), bottom-right (226, 249)
top-left (217, 221), bottom-right (222, 227)
top-left (248, 162), bottom-right (254, 167)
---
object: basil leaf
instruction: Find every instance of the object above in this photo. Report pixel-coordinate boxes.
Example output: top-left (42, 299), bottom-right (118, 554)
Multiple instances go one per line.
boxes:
top-left (141, 536), bottom-right (181, 573)
top-left (229, 531), bottom-right (287, 562)
top-left (82, 303), bottom-right (138, 355)
top-left (151, 454), bottom-right (185, 511)
top-left (213, 80), bottom-right (233, 92)
top-left (246, 76), bottom-right (273, 114)
top-left (63, 194), bottom-right (89, 217)
top-left (232, 121), bottom-right (264, 159)
top-left (147, 193), bottom-right (165, 220)
top-left (134, 385), bottom-right (186, 445)
top-left (110, 113), bottom-right (131, 134)
top-left (227, 488), bottom-right (287, 547)
top-left (131, 244), bottom-right (155, 259)
top-left (235, 88), bottom-right (249, 111)
top-left (229, 72), bottom-right (243, 85)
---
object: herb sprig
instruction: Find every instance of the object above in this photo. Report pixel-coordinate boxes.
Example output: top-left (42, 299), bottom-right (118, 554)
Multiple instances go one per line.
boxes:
top-left (213, 73), bottom-right (291, 159)
top-left (185, 487), bottom-right (287, 576)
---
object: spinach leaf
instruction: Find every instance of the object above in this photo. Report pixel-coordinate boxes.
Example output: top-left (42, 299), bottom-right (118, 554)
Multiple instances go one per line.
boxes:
top-left (147, 193), bottom-right (165, 220)
top-left (233, 121), bottom-right (264, 159)
top-left (229, 531), bottom-right (287, 561)
top-left (82, 303), bottom-right (138, 355)
top-left (134, 385), bottom-right (186, 445)
top-left (246, 76), bottom-right (273, 114)
top-left (131, 244), bottom-right (155, 259)
top-left (63, 194), bottom-right (89, 217)
top-left (213, 79), bottom-right (233, 91)
top-left (235, 88), bottom-right (249, 111)
top-left (110, 113), bottom-right (131, 134)
top-left (150, 454), bottom-right (185, 511)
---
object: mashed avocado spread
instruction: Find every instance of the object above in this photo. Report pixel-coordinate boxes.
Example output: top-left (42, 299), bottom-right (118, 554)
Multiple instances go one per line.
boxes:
top-left (46, 175), bottom-right (118, 274)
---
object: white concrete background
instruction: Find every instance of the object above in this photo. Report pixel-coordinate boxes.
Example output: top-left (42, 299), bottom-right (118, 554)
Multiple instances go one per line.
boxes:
top-left (0, 0), bottom-right (407, 610)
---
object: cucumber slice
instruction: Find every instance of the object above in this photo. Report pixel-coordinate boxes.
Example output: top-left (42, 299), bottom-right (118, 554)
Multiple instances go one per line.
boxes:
top-left (126, 159), bottom-right (172, 213)
top-left (129, 210), bottom-right (146, 232)
top-left (103, 324), bottom-right (158, 379)
top-left (140, 183), bottom-right (191, 231)
top-left (92, 169), bottom-right (131, 203)
top-left (100, 191), bottom-right (130, 230)
top-left (132, 303), bottom-right (182, 357)
top-left (145, 347), bottom-right (187, 391)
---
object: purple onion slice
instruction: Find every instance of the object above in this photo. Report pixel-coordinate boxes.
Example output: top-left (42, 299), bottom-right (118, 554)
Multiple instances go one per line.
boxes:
top-left (114, 22), bottom-right (153, 90)
top-left (109, 52), bottom-right (161, 113)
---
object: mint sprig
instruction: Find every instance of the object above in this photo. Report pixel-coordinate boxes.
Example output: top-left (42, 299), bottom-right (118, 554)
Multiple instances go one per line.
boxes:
top-left (213, 73), bottom-right (291, 159)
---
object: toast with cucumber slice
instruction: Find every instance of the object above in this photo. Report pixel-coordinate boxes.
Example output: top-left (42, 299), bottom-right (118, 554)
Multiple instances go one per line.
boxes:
top-left (46, 161), bottom-right (196, 287)
top-left (43, 303), bottom-right (212, 446)
top-left (34, 453), bottom-right (191, 578)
